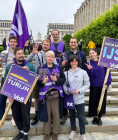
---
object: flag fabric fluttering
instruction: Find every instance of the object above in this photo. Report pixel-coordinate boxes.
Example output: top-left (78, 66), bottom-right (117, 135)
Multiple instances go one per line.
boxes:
top-left (10, 0), bottom-right (31, 48)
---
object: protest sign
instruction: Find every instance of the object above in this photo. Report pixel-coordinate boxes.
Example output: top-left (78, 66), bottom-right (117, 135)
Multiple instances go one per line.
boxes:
top-left (0, 53), bottom-right (8, 64)
top-left (98, 37), bottom-right (118, 69)
top-left (1, 64), bottom-right (39, 104)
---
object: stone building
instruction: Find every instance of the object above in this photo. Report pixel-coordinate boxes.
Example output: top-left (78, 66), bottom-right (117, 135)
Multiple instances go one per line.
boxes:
top-left (0, 20), bottom-right (12, 44)
top-left (47, 23), bottom-right (74, 41)
top-left (74, 0), bottom-right (118, 33)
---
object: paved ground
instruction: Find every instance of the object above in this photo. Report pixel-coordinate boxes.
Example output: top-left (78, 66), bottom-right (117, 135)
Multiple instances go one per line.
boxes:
top-left (0, 132), bottom-right (118, 140)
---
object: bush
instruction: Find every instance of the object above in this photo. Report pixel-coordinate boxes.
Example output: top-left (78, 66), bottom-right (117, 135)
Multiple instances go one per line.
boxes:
top-left (73, 4), bottom-right (118, 49)
top-left (63, 34), bottom-right (72, 48)
top-left (0, 46), bottom-right (4, 53)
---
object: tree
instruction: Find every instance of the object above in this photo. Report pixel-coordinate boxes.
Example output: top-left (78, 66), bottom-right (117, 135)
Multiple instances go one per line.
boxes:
top-left (63, 34), bottom-right (72, 50)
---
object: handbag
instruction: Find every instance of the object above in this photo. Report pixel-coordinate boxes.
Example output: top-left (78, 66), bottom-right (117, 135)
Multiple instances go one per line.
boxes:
top-left (46, 87), bottom-right (59, 100)
top-left (64, 71), bottom-right (75, 109)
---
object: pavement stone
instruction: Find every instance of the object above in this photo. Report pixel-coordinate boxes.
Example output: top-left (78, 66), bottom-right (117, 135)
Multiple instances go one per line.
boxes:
top-left (0, 132), bottom-right (118, 140)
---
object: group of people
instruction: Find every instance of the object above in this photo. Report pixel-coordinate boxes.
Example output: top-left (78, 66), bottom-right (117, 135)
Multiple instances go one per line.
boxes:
top-left (0, 29), bottom-right (112, 140)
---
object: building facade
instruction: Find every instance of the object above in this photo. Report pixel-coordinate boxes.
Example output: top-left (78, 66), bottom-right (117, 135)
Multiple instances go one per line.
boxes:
top-left (47, 23), bottom-right (74, 41)
top-left (0, 20), bottom-right (12, 45)
top-left (74, 0), bottom-right (118, 33)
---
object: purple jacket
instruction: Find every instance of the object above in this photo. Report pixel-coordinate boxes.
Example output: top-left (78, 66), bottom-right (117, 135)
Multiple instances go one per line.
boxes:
top-left (86, 59), bottom-right (112, 87)
top-left (37, 64), bottom-right (65, 100)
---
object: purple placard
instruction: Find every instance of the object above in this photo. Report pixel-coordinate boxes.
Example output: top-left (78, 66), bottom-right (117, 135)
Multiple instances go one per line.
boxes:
top-left (38, 69), bottom-right (47, 80)
top-left (0, 53), bottom-right (8, 64)
top-left (98, 37), bottom-right (118, 69)
top-left (1, 64), bottom-right (38, 104)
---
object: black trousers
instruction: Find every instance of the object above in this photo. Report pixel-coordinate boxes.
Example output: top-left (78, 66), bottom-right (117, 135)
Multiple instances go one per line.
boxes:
top-left (11, 99), bottom-right (31, 133)
top-left (69, 103), bottom-right (85, 135)
top-left (89, 86), bottom-right (107, 117)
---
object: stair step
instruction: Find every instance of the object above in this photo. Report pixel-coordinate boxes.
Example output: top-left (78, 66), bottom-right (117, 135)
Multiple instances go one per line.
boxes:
top-left (5, 105), bottom-right (118, 120)
top-left (1, 117), bottom-right (118, 137)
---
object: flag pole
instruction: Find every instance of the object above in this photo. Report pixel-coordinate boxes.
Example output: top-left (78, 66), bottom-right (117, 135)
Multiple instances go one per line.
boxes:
top-left (97, 68), bottom-right (110, 115)
top-left (0, 102), bottom-right (13, 129)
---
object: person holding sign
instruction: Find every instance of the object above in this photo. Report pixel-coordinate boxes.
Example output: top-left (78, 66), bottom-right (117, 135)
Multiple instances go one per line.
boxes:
top-left (86, 49), bottom-right (112, 125)
top-left (27, 39), bottom-right (57, 125)
top-left (37, 51), bottom-right (65, 140)
top-left (63, 55), bottom-right (90, 140)
top-left (0, 36), bottom-right (18, 126)
top-left (3, 47), bottom-right (36, 140)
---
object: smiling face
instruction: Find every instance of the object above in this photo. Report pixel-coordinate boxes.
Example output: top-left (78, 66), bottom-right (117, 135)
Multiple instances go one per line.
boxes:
top-left (52, 30), bottom-right (59, 41)
top-left (89, 49), bottom-right (97, 60)
top-left (42, 41), bottom-right (50, 52)
top-left (69, 38), bottom-right (78, 50)
top-left (70, 58), bottom-right (78, 68)
top-left (9, 39), bottom-right (18, 50)
top-left (46, 53), bottom-right (55, 64)
top-left (14, 49), bottom-right (25, 63)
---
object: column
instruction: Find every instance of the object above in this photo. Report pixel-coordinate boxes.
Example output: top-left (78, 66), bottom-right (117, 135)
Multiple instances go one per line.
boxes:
top-left (90, 0), bottom-right (94, 21)
top-left (110, 0), bottom-right (116, 9)
top-left (100, 0), bottom-right (105, 15)
top-left (85, 1), bottom-right (87, 27)
top-left (83, 5), bottom-right (86, 28)
top-left (93, 0), bottom-right (97, 19)
top-left (96, 0), bottom-right (100, 18)
top-left (87, 0), bottom-right (90, 24)
top-left (105, 0), bottom-right (111, 11)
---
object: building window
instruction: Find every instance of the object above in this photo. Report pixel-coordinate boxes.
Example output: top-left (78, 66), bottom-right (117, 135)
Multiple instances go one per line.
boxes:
top-left (5, 31), bottom-right (7, 34)
top-left (1, 31), bottom-right (3, 34)
top-left (1, 35), bottom-right (3, 41)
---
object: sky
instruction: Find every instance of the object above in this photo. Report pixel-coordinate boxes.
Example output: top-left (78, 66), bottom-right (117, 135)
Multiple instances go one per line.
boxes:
top-left (0, 0), bottom-right (84, 40)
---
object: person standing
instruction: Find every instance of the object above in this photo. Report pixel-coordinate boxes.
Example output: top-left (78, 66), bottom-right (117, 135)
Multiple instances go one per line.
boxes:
top-left (63, 55), bottom-right (90, 140)
top-left (86, 40), bottom-right (96, 49)
top-left (0, 36), bottom-right (18, 126)
top-left (78, 39), bottom-right (82, 51)
top-left (86, 49), bottom-right (112, 125)
top-left (27, 39), bottom-right (57, 125)
top-left (4, 47), bottom-right (36, 140)
top-left (2, 38), bottom-right (7, 50)
top-left (50, 29), bottom-right (66, 64)
top-left (37, 51), bottom-right (65, 140)
top-left (61, 37), bottom-right (88, 125)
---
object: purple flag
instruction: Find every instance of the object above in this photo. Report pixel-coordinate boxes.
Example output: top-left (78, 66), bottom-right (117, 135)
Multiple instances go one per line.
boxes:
top-left (10, 0), bottom-right (31, 48)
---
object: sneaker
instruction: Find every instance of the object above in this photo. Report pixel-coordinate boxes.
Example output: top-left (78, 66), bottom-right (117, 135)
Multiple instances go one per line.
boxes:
top-left (92, 117), bottom-right (98, 125)
top-left (80, 134), bottom-right (87, 140)
top-left (97, 118), bottom-right (102, 126)
top-left (11, 117), bottom-right (16, 127)
top-left (23, 135), bottom-right (28, 140)
top-left (60, 116), bottom-right (67, 125)
top-left (12, 132), bottom-right (23, 140)
top-left (69, 131), bottom-right (76, 140)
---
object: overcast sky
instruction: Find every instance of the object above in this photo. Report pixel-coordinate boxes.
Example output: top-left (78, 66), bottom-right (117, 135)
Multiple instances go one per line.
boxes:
top-left (0, 0), bottom-right (84, 40)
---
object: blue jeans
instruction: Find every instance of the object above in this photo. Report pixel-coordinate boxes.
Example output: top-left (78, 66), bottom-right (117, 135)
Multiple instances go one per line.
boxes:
top-left (0, 94), bottom-right (7, 120)
top-left (69, 103), bottom-right (85, 135)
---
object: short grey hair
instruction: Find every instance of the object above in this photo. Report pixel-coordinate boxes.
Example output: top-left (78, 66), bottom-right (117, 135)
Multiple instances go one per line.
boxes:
top-left (46, 50), bottom-right (55, 58)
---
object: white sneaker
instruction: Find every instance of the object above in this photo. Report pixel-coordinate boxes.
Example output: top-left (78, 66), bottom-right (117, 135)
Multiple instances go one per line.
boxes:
top-left (80, 134), bottom-right (87, 140)
top-left (69, 131), bottom-right (76, 140)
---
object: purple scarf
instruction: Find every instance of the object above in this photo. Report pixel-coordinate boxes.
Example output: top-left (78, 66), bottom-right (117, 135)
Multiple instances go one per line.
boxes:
top-left (13, 58), bottom-right (28, 67)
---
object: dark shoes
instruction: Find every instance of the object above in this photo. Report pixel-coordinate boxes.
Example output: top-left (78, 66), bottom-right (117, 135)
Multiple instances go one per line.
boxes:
top-left (23, 135), bottom-right (28, 140)
top-left (44, 134), bottom-right (50, 140)
top-left (60, 116), bottom-right (67, 125)
top-left (97, 117), bottom-right (102, 126)
top-left (31, 115), bottom-right (38, 125)
top-left (12, 132), bottom-right (23, 140)
top-left (92, 117), bottom-right (102, 126)
top-left (52, 134), bottom-right (58, 140)
top-left (85, 118), bottom-right (88, 125)
top-left (92, 117), bottom-right (98, 125)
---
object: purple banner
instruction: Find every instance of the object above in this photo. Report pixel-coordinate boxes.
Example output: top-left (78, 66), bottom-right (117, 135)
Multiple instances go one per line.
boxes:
top-left (98, 37), bottom-right (118, 69)
top-left (10, 0), bottom-right (31, 48)
top-left (0, 53), bottom-right (8, 64)
top-left (1, 64), bottom-right (38, 104)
